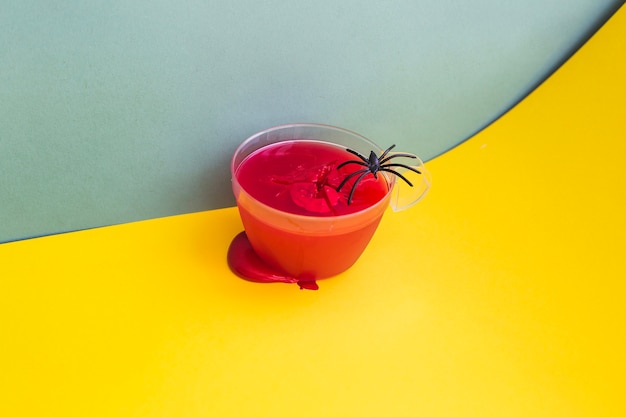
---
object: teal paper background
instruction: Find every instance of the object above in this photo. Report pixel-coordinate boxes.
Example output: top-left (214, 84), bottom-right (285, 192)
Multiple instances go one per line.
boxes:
top-left (1, 1), bottom-right (623, 243)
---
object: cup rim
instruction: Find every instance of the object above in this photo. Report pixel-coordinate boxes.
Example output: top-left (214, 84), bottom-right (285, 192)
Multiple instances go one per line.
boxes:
top-left (231, 123), bottom-right (396, 223)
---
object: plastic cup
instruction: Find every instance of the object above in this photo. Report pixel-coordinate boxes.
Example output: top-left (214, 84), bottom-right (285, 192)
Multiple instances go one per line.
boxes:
top-left (230, 123), bottom-right (430, 282)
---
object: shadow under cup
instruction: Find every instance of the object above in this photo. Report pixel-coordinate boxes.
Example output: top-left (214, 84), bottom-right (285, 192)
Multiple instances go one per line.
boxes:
top-left (231, 123), bottom-right (415, 281)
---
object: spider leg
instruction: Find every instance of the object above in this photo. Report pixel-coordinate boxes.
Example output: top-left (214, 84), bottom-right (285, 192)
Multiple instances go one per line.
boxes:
top-left (347, 170), bottom-right (372, 205)
top-left (380, 163), bottom-right (422, 175)
top-left (336, 168), bottom-right (370, 192)
top-left (379, 168), bottom-right (414, 187)
top-left (337, 160), bottom-right (368, 170)
top-left (378, 144), bottom-right (397, 162)
top-left (379, 152), bottom-right (417, 165)
top-left (345, 148), bottom-right (369, 164)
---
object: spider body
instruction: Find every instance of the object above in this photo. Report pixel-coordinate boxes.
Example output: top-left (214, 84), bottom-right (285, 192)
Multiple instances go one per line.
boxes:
top-left (336, 144), bottom-right (422, 205)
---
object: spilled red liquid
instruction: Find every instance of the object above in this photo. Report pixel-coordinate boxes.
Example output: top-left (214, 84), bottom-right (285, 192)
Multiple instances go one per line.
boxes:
top-left (227, 231), bottom-right (319, 290)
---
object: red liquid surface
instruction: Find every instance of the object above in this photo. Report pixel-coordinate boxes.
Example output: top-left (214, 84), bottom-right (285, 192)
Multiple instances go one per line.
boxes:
top-left (236, 141), bottom-right (388, 216)
top-left (229, 141), bottom-right (389, 289)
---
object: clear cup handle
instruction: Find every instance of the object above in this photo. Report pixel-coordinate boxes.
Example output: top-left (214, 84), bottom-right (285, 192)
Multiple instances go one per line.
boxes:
top-left (389, 153), bottom-right (431, 212)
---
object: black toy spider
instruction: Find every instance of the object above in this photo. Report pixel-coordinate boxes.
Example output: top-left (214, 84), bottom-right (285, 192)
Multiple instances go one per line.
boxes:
top-left (336, 144), bottom-right (422, 205)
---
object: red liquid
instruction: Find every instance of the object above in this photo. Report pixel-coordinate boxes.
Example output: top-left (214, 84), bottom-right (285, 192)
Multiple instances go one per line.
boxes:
top-left (230, 140), bottom-right (390, 288)
top-left (237, 141), bottom-right (388, 216)
top-left (227, 231), bottom-right (319, 290)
